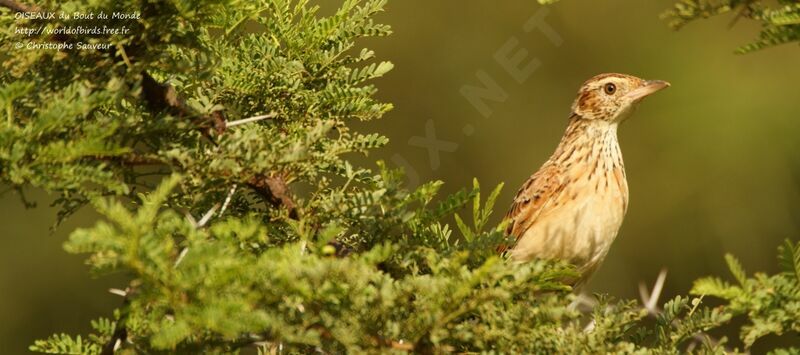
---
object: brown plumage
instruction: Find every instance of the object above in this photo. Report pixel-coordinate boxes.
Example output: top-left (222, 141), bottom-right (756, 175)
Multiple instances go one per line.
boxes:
top-left (502, 73), bottom-right (670, 288)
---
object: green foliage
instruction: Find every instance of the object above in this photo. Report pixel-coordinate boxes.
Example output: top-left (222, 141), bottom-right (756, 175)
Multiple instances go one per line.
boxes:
top-left (30, 317), bottom-right (116, 354)
top-left (691, 239), bottom-right (800, 349)
top-left (36, 176), bottom-right (750, 353)
top-left (539, 0), bottom-right (800, 53)
top-left (662, 0), bottom-right (800, 53)
top-left (1, 0), bottom-right (798, 353)
top-left (30, 334), bottom-right (101, 355)
top-left (453, 178), bottom-right (505, 243)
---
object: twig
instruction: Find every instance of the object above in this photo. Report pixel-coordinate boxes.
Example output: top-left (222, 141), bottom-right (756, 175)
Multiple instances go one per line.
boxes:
top-left (727, 0), bottom-right (755, 29)
top-left (636, 269), bottom-right (735, 354)
top-left (639, 268), bottom-right (668, 315)
top-left (174, 197), bottom-right (231, 269)
top-left (100, 286), bottom-right (133, 355)
top-left (247, 174), bottom-right (299, 219)
top-left (140, 72), bottom-right (227, 139)
top-left (108, 288), bottom-right (128, 297)
top-left (197, 203), bottom-right (220, 228)
top-left (389, 340), bottom-right (414, 351)
top-left (183, 202), bottom-right (220, 230)
top-left (583, 318), bottom-right (596, 333)
top-left (139, 78), bottom-right (296, 215)
top-left (184, 212), bottom-right (198, 228)
top-left (576, 294), bottom-right (603, 332)
top-left (572, 293), bottom-right (597, 312)
top-left (0, 0), bottom-right (39, 13)
top-left (225, 112), bottom-right (277, 128)
top-left (581, 270), bottom-right (732, 352)
top-left (93, 154), bottom-right (164, 166)
top-left (173, 247), bottom-right (189, 268)
top-left (218, 184), bottom-right (237, 216)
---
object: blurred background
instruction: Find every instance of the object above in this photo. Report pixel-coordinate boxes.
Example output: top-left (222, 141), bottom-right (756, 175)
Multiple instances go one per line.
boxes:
top-left (2, 0), bottom-right (799, 352)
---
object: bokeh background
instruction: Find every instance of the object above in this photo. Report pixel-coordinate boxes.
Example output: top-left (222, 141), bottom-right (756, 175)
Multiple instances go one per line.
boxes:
top-left (2, 0), bottom-right (799, 352)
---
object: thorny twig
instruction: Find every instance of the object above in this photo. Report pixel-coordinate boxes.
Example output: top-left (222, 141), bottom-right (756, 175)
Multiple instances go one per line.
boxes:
top-left (226, 112), bottom-right (277, 128)
top-left (176, 199), bottom-right (232, 268)
top-left (196, 203), bottom-right (219, 228)
top-left (578, 269), bottom-right (737, 353)
top-left (638, 268), bottom-right (668, 315)
top-left (101, 287), bottom-right (133, 355)
top-left (98, 201), bottom-right (227, 354)
top-left (219, 184), bottom-right (237, 216)
top-left (638, 270), bottom-right (737, 353)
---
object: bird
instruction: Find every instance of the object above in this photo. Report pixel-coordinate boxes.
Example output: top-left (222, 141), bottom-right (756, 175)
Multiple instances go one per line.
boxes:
top-left (501, 73), bottom-right (670, 288)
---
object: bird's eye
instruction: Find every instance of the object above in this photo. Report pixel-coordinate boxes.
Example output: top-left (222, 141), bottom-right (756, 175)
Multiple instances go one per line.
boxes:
top-left (603, 83), bottom-right (616, 95)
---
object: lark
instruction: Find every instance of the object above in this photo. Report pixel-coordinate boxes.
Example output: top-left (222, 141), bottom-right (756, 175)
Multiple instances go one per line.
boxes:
top-left (502, 73), bottom-right (669, 288)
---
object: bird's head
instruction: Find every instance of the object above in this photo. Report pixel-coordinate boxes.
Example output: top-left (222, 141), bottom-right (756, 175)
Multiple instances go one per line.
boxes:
top-left (571, 73), bottom-right (670, 123)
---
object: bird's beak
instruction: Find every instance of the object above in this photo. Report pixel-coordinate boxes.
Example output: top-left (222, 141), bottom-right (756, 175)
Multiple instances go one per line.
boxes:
top-left (625, 80), bottom-right (670, 101)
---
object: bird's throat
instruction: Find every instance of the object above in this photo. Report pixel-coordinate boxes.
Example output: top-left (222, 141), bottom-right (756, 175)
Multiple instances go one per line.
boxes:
top-left (554, 115), bottom-right (622, 167)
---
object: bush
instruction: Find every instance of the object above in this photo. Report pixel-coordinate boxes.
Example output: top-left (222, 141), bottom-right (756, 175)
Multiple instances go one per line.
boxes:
top-left (1, 0), bottom-right (797, 353)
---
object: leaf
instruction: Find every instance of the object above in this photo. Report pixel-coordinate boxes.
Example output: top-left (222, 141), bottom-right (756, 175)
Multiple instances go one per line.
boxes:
top-left (29, 334), bottom-right (101, 355)
top-left (660, 0), bottom-right (800, 52)
top-left (765, 5), bottom-right (800, 25)
top-left (372, 61), bottom-right (394, 77)
top-left (317, 222), bottom-right (344, 247)
top-left (484, 182), bottom-right (504, 217)
top-left (454, 213), bottom-right (473, 242)
top-left (691, 277), bottom-right (740, 299)
top-left (431, 187), bottom-right (474, 219)
top-left (725, 253), bottom-right (748, 286)
top-left (777, 238), bottom-right (800, 281)
top-left (767, 348), bottom-right (800, 355)
top-left (479, 182), bottom-right (504, 230)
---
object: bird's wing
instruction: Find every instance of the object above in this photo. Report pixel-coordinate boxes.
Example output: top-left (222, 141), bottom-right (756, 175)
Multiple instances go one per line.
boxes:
top-left (499, 161), bottom-right (568, 252)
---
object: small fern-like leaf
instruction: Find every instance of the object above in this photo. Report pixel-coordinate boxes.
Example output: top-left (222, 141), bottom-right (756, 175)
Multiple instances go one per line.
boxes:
top-left (725, 253), bottom-right (748, 286)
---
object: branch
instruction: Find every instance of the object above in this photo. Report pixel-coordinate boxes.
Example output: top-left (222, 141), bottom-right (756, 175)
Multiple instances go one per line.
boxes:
top-left (0, 0), bottom-right (38, 12)
top-left (140, 72), bottom-right (227, 139)
top-left (247, 174), bottom-right (299, 219)
top-left (93, 154), bottom-right (165, 166)
top-left (139, 77), bottom-right (296, 214)
top-left (101, 287), bottom-right (134, 355)
top-left (226, 112), bottom-right (277, 127)
top-left (638, 268), bottom-right (668, 315)
top-left (637, 269), bottom-right (733, 353)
